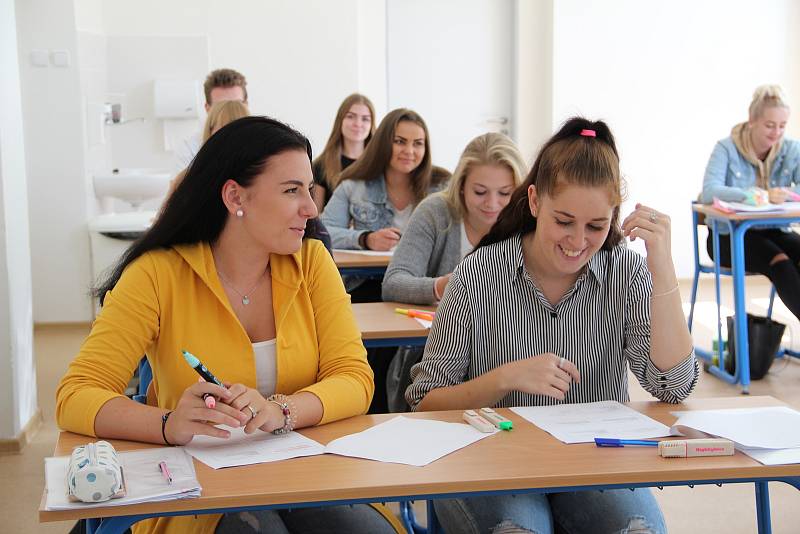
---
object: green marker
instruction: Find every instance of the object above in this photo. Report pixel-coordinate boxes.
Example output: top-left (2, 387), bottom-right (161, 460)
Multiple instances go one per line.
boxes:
top-left (480, 407), bottom-right (513, 431)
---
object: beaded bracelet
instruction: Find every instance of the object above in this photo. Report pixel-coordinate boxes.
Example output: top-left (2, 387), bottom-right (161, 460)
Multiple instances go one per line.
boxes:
top-left (267, 394), bottom-right (297, 435)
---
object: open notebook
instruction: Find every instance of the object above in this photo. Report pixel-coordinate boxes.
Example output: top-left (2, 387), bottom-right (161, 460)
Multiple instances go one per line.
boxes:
top-left (44, 446), bottom-right (201, 511)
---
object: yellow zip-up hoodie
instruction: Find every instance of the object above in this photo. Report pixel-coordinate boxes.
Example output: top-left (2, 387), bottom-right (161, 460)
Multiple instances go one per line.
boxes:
top-left (56, 239), bottom-right (376, 534)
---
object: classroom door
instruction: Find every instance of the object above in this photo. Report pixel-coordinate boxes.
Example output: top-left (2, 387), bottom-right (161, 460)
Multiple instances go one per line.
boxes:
top-left (386, 0), bottom-right (514, 172)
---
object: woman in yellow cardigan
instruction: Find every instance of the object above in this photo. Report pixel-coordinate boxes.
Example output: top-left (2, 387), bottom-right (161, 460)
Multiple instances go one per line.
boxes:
top-left (57, 117), bottom-right (401, 534)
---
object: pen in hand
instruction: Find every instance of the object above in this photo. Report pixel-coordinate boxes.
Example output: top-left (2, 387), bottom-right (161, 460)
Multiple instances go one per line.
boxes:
top-left (182, 349), bottom-right (225, 409)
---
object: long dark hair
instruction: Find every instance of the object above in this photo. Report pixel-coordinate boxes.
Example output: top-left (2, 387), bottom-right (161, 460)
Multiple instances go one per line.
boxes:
top-left (334, 108), bottom-right (444, 203)
top-left (94, 116), bottom-right (314, 302)
top-left (476, 116), bottom-right (624, 251)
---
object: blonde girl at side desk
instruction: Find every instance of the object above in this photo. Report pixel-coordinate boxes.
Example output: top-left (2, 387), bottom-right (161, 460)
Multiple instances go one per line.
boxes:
top-left (381, 132), bottom-right (527, 411)
top-left (701, 84), bottom-right (800, 322)
top-left (312, 93), bottom-right (376, 212)
top-left (407, 118), bottom-right (699, 534)
top-left (57, 117), bottom-right (401, 534)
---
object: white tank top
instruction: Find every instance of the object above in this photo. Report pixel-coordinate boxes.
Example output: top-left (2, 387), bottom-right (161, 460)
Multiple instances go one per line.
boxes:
top-left (252, 339), bottom-right (277, 397)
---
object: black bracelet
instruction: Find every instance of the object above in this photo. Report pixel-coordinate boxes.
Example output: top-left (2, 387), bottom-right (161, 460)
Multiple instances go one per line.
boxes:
top-left (161, 411), bottom-right (174, 446)
top-left (359, 231), bottom-right (371, 249)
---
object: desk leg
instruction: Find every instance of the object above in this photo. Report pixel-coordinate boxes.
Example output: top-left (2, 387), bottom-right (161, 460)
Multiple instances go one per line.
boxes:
top-left (755, 481), bottom-right (772, 534)
top-left (427, 500), bottom-right (442, 534)
top-left (731, 224), bottom-right (751, 394)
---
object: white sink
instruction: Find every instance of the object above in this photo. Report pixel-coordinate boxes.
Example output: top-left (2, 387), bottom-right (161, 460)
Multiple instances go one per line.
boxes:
top-left (94, 168), bottom-right (172, 208)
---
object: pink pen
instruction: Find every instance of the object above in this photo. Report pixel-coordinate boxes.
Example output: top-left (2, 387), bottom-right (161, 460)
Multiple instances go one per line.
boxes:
top-left (159, 460), bottom-right (173, 485)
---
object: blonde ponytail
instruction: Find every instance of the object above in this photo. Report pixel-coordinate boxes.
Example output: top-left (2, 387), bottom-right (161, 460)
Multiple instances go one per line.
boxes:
top-left (749, 84), bottom-right (789, 121)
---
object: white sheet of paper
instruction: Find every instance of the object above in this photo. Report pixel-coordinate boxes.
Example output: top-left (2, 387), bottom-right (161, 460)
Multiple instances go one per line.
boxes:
top-left (414, 317), bottom-right (433, 328)
top-left (184, 426), bottom-right (326, 469)
top-left (739, 446), bottom-right (800, 466)
top-left (670, 407), bottom-right (800, 449)
top-left (324, 415), bottom-right (497, 466)
top-left (333, 248), bottom-right (395, 257)
top-left (713, 199), bottom-right (786, 213)
top-left (45, 447), bottom-right (201, 510)
top-left (511, 401), bottom-right (672, 444)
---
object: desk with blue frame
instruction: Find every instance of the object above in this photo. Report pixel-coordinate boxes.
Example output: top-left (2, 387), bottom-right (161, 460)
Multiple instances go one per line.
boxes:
top-left (692, 204), bottom-right (800, 394)
top-left (332, 250), bottom-right (392, 278)
top-left (40, 396), bottom-right (800, 534)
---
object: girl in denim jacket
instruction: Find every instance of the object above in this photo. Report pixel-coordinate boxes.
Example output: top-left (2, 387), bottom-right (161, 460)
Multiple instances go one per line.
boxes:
top-left (701, 84), bottom-right (800, 321)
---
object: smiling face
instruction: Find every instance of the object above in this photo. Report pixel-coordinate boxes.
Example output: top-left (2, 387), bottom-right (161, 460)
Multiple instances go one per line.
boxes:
top-left (388, 120), bottom-right (426, 175)
top-left (749, 105), bottom-right (789, 156)
top-left (341, 103), bottom-right (372, 145)
top-left (233, 149), bottom-right (317, 254)
top-left (528, 183), bottom-right (614, 278)
top-left (462, 164), bottom-right (515, 231)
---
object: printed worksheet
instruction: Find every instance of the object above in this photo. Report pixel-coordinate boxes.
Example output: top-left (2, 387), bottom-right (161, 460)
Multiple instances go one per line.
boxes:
top-left (511, 401), bottom-right (671, 444)
top-left (184, 426), bottom-right (326, 469)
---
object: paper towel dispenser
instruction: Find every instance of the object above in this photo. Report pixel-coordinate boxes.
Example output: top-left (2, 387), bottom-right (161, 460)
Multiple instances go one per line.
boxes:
top-left (153, 80), bottom-right (202, 119)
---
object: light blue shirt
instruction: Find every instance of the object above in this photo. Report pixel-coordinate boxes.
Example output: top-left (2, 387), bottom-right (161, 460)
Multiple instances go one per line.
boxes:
top-left (701, 136), bottom-right (800, 204)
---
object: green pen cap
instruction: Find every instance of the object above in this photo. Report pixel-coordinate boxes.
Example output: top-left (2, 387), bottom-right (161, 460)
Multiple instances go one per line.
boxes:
top-left (499, 421), bottom-right (513, 431)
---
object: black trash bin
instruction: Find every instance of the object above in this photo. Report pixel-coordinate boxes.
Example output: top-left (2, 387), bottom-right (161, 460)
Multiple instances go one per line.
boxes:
top-left (725, 314), bottom-right (785, 380)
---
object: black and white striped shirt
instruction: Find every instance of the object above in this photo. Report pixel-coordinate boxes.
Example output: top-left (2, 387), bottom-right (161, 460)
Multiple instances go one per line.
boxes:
top-left (406, 234), bottom-right (699, 409)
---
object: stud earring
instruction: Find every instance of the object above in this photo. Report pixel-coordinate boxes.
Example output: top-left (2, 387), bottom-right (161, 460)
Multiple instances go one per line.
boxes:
top-left (236, 209), bottom-right (244, 217)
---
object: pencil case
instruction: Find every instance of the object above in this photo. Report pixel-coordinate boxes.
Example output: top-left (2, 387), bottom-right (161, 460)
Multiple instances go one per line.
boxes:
top-left (67, 441), bottom-right (126, 503)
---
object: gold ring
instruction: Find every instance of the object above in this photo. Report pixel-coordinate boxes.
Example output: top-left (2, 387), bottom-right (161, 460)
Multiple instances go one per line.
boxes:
top-left (246, 404), bottom-right (258, 420)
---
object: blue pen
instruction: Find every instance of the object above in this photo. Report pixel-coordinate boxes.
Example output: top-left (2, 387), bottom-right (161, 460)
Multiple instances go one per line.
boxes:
top-left (594, 438), bottom-right (659, 448)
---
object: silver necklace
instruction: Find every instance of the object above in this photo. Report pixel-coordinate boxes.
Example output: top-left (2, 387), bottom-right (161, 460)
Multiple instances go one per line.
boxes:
top-left (217, 265), bottom-right (269, 306)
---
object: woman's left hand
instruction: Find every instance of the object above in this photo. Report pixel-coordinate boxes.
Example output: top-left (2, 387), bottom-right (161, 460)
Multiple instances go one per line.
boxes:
top-left (621, 203), bottom-right (675, 280)
top-left (222, 383), bottom-right (284, 434)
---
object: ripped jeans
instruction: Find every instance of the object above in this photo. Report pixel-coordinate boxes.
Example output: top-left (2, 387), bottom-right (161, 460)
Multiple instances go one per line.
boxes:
top-left (433, 488), bottom-right (666, 534)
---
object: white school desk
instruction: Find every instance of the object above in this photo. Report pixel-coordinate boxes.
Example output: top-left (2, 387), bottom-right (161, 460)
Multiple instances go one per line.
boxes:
top-left (41, 396), bottom-right (800, 534)
top-left (692, 204), bottom-right (800, 393)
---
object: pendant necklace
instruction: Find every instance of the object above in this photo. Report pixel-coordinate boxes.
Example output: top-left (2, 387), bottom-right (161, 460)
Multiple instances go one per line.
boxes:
top-left (217, 265), bottom-right (269, 306)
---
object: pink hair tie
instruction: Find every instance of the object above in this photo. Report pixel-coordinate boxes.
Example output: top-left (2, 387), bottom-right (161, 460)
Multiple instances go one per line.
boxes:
top-left (580, 129), bottom-right (596, 137)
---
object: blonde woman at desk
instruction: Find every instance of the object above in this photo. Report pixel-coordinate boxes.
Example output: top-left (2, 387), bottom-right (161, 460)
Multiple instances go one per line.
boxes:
top-left (57, 117), bottom-right (401, 534)
top-left (381, 132), bottom-right (527, 411)
top-left (407, 118), bottom-right (699, 534)
top-left (701, 84), bottom-right (800, 322)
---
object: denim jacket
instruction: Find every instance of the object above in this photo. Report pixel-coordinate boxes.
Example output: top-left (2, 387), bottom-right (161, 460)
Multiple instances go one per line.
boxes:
top-left (321, 175), bottom-right (444, 249)
top-left (701, 136), bottom-right (800, 204)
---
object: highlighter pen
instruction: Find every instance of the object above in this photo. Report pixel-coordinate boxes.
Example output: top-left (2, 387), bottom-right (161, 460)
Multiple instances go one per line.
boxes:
top-left (462, 409), bottom-right (496, 433)
top-left (394, 308), bottom-right (436, 321)
top-left (479, 407), bottom-right (513, 431)
top-left (594, 438), bottom-right (659, 448)
top-left (182, 350), bottom-right (224, 408)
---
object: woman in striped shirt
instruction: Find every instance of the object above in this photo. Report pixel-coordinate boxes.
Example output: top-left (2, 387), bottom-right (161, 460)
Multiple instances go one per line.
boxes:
top-left (407, 117), bottom-right (698, 534)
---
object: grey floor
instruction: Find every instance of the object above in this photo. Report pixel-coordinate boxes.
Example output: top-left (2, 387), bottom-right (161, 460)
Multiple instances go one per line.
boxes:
top-left (5, 278), bottom-right (800, 533)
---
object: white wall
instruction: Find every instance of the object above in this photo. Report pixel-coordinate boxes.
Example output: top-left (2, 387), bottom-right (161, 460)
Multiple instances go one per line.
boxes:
top-left (551, 0), bottom-right (800, 277)
top-left (16, 0), bottom-right (94, 322)
top-left (101, 0), bottom-right (366, 160)
top-left (1, 0), bottom-right (37, 439)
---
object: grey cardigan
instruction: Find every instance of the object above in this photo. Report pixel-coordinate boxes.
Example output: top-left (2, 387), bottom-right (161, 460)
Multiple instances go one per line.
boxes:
top-left (382, 194), bottom-right (463, 305)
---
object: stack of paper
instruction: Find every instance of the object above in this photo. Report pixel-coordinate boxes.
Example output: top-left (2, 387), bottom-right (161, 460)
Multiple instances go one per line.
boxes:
top-left (671, 407), bottom-right (800, 465)
top-left (511, 401), bottom-right (672, 444)
top-left (45, 446), bottom-right (201, 510)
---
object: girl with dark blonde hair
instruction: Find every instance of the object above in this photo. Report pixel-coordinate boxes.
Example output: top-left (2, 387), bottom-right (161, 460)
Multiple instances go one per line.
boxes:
top-left (408, 117), bottom-right (698, 534)
top-left (312, 93), bottom-right (375, 210)
top-left (701, 84), bottom-right (800, 321)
